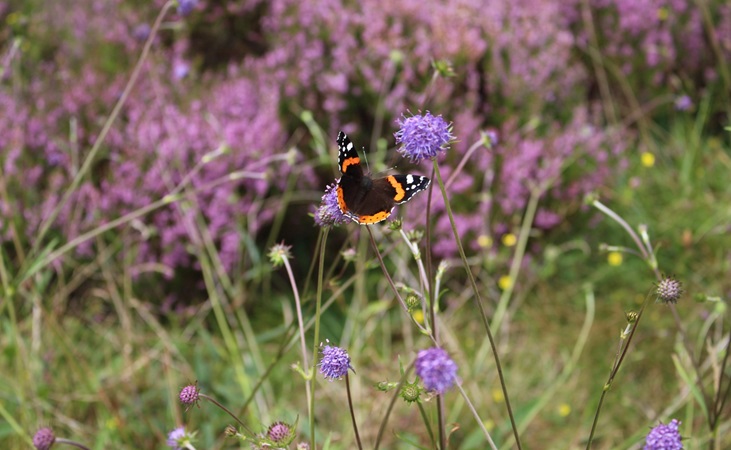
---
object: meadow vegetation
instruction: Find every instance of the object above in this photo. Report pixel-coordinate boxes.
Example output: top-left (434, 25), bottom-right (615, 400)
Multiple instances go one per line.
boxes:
top-left (1, 0), bottom-right (730, 449)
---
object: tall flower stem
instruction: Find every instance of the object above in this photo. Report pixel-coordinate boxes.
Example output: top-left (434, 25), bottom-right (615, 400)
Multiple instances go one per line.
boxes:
top-left (280, 256), bottom-right (313, 423)
top-left (433, 160), bottom-right (522, 449)
top-left (585, 291), bottom-right (652, 449)
top-left (374, 361), bottom-right (416, 450)
top-left (309, 227), bottom-right (330, 449)
top-left (200, 393), bottom-right (254, 435)
top-left (345, 373), bottom-right (364, 450)
top-left (456, 382), bottom-right (498, 450)
top-left (366, 227), bottom-right (433, 337)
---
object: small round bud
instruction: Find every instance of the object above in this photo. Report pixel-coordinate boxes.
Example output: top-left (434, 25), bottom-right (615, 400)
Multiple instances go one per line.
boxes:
top-left (33, 427), bottom-right (56, 450)
top-left (179, 384), bottom-right (200, 406)
top-left (405, 296), bottom-right (421, 312)
top-left (400, 382), bottom-right (422, 403)
top-left (625, 311), bottom-right (639, 323)
top-left (267, 421), bottom-right (295, 446)
top-left (656, 276), bottom-right (683, 304)
top-left (268, 243), bottom-right (292, 267)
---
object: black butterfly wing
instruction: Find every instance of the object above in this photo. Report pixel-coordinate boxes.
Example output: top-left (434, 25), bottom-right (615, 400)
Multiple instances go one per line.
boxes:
top-left (337, 131), bottom-right (363, 178)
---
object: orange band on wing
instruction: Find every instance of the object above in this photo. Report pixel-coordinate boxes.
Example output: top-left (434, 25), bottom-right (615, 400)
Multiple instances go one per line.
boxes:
top-left (336, 185), bottom-right (348, 213)
top-left (341, 156), bottom-right (360, 173)
top-left (358, 211), bottom-right (390, 224)
top-left (386, 175), bottom-right (406, 202)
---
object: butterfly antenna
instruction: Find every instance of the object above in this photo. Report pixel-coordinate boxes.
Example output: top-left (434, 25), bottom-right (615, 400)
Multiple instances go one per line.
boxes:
top-left (361, 145), bottom-right (372, 173)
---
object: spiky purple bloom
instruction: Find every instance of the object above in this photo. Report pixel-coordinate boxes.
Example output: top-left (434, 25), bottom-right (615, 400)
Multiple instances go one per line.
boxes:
top-left (319, 344), bottom-right (351, 381)
top-left (394, 112), bottom-right (453, 162)
top-left (657, 276), bottom-right (683, 304)
top-left (415, 347), bottom-right (458, 394)
top-left (179, 384), bottom-right (199, 406)
top-left (167, 427), bottom-right (187, 449)
top-left (33, 427), bottom-right (55, 450)
top-left (644, 419), bottom-right (683, 450)
top-left (314, 182), bottom-right (349, 227)
top-left (267, 421), bottom-right (295, 446)
top-left (177, 0), bottom-right (199, 16)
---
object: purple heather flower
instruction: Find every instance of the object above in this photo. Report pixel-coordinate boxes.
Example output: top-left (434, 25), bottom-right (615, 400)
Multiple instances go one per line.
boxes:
top-left (179, 384), bottom-right (200, 406)
top-left (177, 0), bottom-right (199, 16)
top-left (33, 427), bottom-right (56, 450)
top-left (166, 427), bottom-right (187, 449)
top-left (132, 23), bottom-right (151, 42)
top-left (644, 419), bottom-right (683, 450)
top-left (173, 60), bottom-right (190, 80)
top-left (394, 112), bottom-right (453, 162)
top-left (319, 343), bottom-right (352, 381)
top-left (314, 182), bottom-right (349, 227)
top-left (415, 347), bottom-right (458, 394)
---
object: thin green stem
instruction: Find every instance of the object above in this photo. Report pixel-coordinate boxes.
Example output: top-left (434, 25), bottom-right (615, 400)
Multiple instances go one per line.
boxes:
top-left (455, 382), bottom-right (498, 450)
top-left (417, 401), bottom-right (436, 448)
top-left (585, 291), bottom-right (652, 449)
top-left (200, 394), bottom-right (254, 435)
top-left (374, 361), bottom-right (416, 450)
top-left (345, 373), bottom-right (364, 450)
top-left (310, 227), bottom-right (330, 450)
top-left (433, 160), bottom-right (522, 449)
top-left (281, 256), bottom-right (313, 419)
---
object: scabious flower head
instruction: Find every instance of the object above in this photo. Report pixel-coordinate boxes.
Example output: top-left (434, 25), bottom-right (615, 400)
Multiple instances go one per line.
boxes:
top-left (266, 421), bottom-right (296, 447)
top-left (415, 347), bottom-right (458, 394)
top-left (656, 275), bottom-right (683, 304)
top-left (394, 111), bottom-right (453, 162)
top-left (644, 419), bottom-right (683, 450)
top-left (179, 384), bottom-right (200, 407)
top-left (33, 427), bottom-right (55, 450)
top-left (166, 427), bottom-right (190, 450)
top-left (319, 343), bottom-right (352, 381)
top-left (268, 242), bottom-right (292, 267)
top-left (314, 182), bottom-right (350, 227)
top-left (296, 443), bottom-right (311, 450)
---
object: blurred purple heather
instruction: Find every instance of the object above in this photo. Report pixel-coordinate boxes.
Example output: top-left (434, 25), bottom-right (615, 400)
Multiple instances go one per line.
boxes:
top-left (1, 0), bottom-right (727, 287)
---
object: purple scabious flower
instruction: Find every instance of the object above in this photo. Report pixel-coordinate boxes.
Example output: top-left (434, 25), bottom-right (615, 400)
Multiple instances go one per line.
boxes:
top-left (644, 419), bottom-right (683, 450)
top-left (318, 344), bottom-right (352, 380)
top-left (33, 427), bottom-right (56, 450)
top-left (314, 182), bottom-right (349, 227)
top-left (177, 0), bottom-right (199, 16)
top-left (415, 347), bottom-right (458, 394)
top-left (394, 112), bottom-right (453, 162)
top-left (166, 427), bottom-right (187, 449)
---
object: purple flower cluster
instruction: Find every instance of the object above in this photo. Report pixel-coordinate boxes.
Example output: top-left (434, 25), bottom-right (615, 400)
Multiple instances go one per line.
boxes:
top-left (318, 344), bottom-right (352, 381)
top-left (644, 419), bottom-right (683, 450)
top-left (414, 347), bottom-right (458, 394)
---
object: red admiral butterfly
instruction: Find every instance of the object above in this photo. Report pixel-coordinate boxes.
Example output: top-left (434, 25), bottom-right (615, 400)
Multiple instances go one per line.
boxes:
top-left (336, 131), bottom-right (430, 224)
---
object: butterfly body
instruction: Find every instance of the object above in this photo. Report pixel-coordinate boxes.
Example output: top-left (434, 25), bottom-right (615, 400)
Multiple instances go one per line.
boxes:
top-left (336, 131), bottom-right (430, 224)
